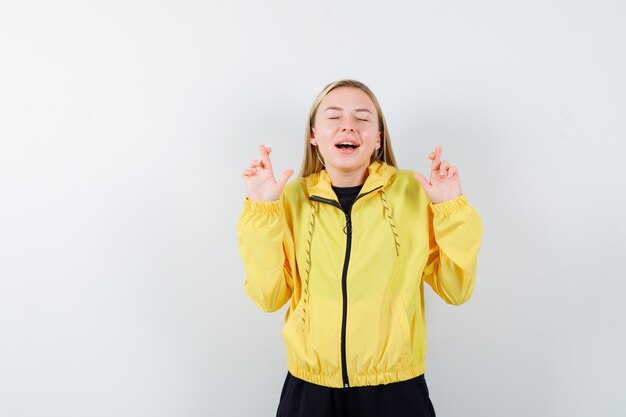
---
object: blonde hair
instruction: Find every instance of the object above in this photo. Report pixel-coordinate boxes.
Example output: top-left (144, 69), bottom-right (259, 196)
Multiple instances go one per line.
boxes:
top-left (298, 79), bottom-right (398, 178)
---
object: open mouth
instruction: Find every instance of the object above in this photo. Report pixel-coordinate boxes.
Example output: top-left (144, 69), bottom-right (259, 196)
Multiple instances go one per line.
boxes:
top-left (335, 141), bottom-right (360, 149)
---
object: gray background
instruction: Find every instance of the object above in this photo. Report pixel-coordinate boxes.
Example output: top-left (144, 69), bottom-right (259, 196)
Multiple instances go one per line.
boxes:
top-left (1, 0), bottom-right (625, 416)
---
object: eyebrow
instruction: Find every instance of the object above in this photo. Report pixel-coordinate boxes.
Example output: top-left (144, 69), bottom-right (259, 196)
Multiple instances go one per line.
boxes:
top-left (323, 106), bottom-right (373, 114)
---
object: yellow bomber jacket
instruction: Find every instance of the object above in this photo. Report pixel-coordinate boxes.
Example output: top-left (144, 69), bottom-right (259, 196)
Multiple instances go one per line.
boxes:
top-left (237, 160), bottom-right (482, 388)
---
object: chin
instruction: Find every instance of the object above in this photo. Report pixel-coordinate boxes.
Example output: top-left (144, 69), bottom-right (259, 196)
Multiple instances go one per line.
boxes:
top-left (329, 158), bottom-right (370, 172)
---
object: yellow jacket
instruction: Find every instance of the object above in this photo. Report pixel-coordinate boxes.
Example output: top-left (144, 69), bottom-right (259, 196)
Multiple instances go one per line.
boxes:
top-left (237, 160), bottom-right (482, 388)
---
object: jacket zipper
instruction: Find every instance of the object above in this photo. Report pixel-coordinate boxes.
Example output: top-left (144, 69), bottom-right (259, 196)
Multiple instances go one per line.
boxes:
top-left (309, 185), bottom-right (382, 388)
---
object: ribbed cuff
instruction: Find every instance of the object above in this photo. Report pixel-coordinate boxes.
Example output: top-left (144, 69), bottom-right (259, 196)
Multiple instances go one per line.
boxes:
top-left (430, 194), bottom-right (468, 216)
top-left (243, 197), bottom-right (281, 213)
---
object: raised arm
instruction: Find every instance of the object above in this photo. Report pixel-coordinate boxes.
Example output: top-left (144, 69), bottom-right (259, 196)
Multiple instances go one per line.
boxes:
top-left (415, 146), bottom-right (483, 305)
top-left (237, 145), bottom-right (295, 312)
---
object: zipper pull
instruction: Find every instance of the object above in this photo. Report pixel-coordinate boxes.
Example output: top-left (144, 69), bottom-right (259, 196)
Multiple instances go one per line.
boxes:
top-left (343, 213), bottom-right (352, 235)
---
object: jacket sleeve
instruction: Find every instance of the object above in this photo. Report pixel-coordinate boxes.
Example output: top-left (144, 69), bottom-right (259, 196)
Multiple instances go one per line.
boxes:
top-left (421, 194), bottom-right (483, 305)
top-left (236, 196), bottom-right (294, 312)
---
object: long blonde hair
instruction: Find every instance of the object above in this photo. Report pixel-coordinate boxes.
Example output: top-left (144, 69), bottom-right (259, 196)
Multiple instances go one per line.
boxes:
top-left (298, 79), bottom-right (398, 178)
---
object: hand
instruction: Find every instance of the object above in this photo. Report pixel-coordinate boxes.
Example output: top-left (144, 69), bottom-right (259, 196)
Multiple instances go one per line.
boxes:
top-left (414, 145), bottom-right (462, 204)
top-left (242, 144), bottom-right (294, 202)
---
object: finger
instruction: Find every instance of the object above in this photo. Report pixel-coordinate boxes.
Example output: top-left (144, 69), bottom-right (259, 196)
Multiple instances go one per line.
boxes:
top-left (439, 160), bottom-right (450, 176)
top-left (259, 144), bottom-right (273, 170)
top-left (430, 145), bottom-right (442, 173)
top-left (435, 145), bottom-right (442, 159)
top-left (414, 172), bottom-right (431, 190)
top-left (250, 159), bottom-right (260, 168)
top-left (277, 169), bottom-right (295, 189)
top-left (447, 166), bottom-right (457, 178)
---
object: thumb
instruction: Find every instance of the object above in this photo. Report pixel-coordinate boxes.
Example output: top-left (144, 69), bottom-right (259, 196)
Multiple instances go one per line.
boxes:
top-left (277, 169), bottom-right (295, 189)
top-left (414, 172), bottom-right (431, 190)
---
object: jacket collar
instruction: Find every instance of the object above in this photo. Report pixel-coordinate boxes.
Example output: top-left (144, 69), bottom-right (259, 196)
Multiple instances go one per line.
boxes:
top-left (305, 160), bottom-right (398, 201)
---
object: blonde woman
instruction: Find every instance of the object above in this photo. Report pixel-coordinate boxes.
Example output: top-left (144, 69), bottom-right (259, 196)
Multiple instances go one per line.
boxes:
top-left (237, 80), bottom-right (482, 417)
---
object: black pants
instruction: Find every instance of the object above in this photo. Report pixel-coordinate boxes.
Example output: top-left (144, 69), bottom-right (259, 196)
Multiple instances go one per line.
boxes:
top-left (276, 372), bottom-right (436, 417)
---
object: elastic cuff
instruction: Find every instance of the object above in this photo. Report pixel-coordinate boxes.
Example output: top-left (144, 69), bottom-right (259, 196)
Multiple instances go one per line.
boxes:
top-left (244, 197), bottom-right (281, 213)
top-left (430, 194), bottom-right (468, 216)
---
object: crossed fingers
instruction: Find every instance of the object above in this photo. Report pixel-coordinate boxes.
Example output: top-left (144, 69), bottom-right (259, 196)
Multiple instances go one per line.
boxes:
top-left (243, 145), bottom-right (273, 176)
top-left (429, 146), bottom-right (457, 179)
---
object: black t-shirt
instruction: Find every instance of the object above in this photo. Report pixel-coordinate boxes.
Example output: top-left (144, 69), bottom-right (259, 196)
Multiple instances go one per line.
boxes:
top-left (332, 183), bottom-right (364, 213)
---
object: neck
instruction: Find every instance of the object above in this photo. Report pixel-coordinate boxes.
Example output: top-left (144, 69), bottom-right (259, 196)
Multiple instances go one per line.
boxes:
top-left (326, 163), bottom-right (369, 187)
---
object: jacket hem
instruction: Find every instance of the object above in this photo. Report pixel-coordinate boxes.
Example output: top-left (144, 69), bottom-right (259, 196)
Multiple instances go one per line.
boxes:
top-left (287, 362), bottom-right (427, 388)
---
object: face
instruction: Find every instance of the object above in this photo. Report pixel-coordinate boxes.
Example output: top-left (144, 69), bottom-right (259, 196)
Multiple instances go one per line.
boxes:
top-left (311, 87), bottom-right (381, 175)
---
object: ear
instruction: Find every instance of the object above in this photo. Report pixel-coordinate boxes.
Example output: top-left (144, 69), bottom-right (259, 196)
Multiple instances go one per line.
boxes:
top-left (310, 128), bottom-right (317, 145)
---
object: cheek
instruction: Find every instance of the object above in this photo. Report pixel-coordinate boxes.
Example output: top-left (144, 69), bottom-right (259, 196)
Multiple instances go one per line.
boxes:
top-left (359, 127), bottom-right (378, 141)
top-left (316, 124), bottom-right (338, 139)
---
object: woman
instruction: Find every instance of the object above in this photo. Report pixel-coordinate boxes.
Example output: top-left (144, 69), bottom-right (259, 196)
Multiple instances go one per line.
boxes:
top-left (237, 79), bottom-right (482, 416)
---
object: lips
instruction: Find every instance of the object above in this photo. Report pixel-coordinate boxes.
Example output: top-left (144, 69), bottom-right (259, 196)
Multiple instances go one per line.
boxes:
top-left (334, 139), bottom-right (361, 149)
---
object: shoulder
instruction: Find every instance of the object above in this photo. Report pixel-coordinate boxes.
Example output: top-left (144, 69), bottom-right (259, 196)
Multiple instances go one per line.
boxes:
top-left (280, 177), bottom-right (308, 205)
top-left (283, 177), bottom-right (306, 195)
top-left (385, 169), bottom-right (430, 206)
top-left (388, 169), bottom-right (424, 192)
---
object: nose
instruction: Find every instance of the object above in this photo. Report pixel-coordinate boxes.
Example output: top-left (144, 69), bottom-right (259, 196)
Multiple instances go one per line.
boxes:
top-left (340, 120), bottom-right (355, 132)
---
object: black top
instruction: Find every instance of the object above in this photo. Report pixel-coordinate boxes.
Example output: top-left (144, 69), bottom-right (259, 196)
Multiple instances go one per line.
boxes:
top-left (332, 183), bottom-right (364, 213)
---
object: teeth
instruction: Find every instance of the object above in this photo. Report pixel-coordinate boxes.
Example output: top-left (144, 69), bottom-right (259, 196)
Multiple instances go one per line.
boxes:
top-left (337, 142), bottom-right (358, 146)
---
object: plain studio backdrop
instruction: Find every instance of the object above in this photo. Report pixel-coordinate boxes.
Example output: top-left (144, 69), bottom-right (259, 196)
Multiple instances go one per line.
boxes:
top-left (1, 0), bottom-right (625, 416)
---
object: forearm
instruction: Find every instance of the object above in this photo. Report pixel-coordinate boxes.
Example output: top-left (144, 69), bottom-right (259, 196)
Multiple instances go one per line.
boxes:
top-left (425, 194), bottom-right (483, 305)
top-left (237, 198), bottom-right (293, 312)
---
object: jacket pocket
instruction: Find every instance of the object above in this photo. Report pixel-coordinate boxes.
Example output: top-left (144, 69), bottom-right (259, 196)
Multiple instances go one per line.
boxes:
top-left (282, 298), bottom-right (306, 340)
top-left (391, 296), bottom-right (412, 366)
